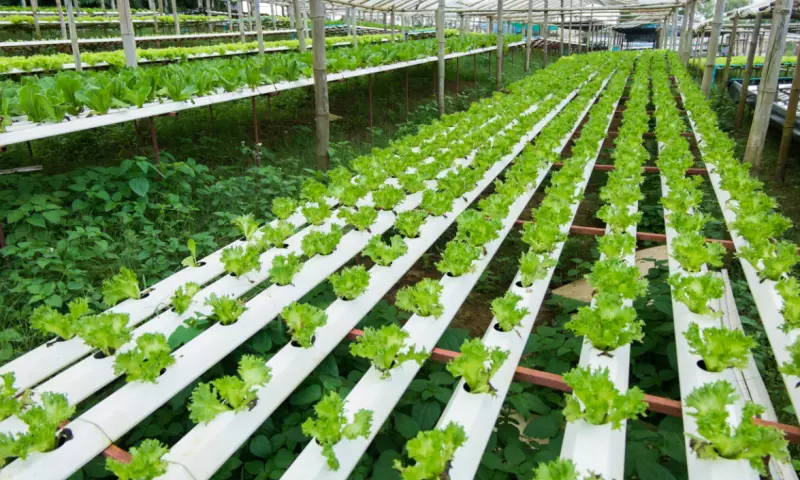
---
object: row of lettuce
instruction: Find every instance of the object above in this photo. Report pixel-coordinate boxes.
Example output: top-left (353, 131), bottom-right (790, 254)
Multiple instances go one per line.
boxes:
top-left (5, 49), bottom-right (796, 478)
top-left (654, 53), bottom-right (790, 472)
top-left (0, 13), bottom-right (228, 25)
top-left (0, 53), bottom-right (602, 478)
top-left (0, 34), bottom-right (519, 131)
top-left (0, 33), bottom-right (399, 74)
top-left (530, 51), bottom-right (647, 478)
top-left (671, 51), bottom-right (800, 376)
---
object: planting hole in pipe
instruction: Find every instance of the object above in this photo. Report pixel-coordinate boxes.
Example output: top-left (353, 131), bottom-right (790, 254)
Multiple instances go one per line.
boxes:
top-left (55, 428), bottom-right (74, 449)
top-left (93, 349), bottom-right (115, 359)
top-left (492, 322), bottom-right (512, 333)
top-left (291, 335), bottom-right (316, 348)
top-left (46, 336), bottom-right (66, 347)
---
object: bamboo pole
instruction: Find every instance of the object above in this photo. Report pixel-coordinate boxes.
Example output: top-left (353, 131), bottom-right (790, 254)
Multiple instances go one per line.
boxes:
top-left (30, 0), bottom-right (40, 40)
top-left (351, 7), bottom-right (357, 45)
top-left (254, 0), bottom-right (264, 52)
top-left (238, 0), bottom-right (245, 42)
top-left (294, 0), bottom-right (306, 51)
top-left (310, 0), bottom-right (329, 171)
top-left (171, 0), bottom-right (179, 34)
top-left (776, 42), bottom-right (800, 180)
top-left (437, 0), bottom-right (445, 115)
top-left (585, 7), bottom-right (592, 53)
top-left (720, 15), bottom-right (738, 93)
top-left (118, 0), bottom-right (137, 67)
top-left (66, 0), bottom-right (81, 70)
top-left (147, 0), bottom-right (158, 35)
top-left (681, 0), bottom-right (695, 64)
top-left (701, 0), bottom-right (726, 96)
top-left (496, 0), bottom-right (504, 90)
top-left (568, 0), bottom-right (573, 54)
top-left (524, 0), bottom-right (532, 72)
top-left (744, 0), bottom-right (794, 168)
top-left (543, 0), bottom-right (548, 66)
top-left (54, 0), bottom-right (67, 39)
top-left (559, 0), bottom-right (564, 55)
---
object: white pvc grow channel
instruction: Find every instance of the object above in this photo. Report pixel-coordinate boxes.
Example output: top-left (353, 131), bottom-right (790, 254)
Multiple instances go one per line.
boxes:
top-left (158, 74), bottom-right (585, 480)
top-left (680, 92), bottom-right (800, 427)
top-left (0, 39), bottom-right (392, 75)
top-left (0, 42), bottom-right (523, 147)
top-left (0, 112), bottom-right (485, 434)
top-left (0, 29), bottom-right (290, 49)
top-left (0, 96), bottom-right (479, 396)
top-left (282, 70), bottom-right (612, 480)
top-left (0, 63), bottom-right (542, 480)
top-left (442, 74), bottom-right (628, 480)
top-left (660, 175), bottom-right (759, 480)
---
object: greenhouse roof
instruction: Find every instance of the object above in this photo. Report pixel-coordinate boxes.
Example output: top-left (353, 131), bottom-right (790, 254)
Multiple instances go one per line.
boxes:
top-left (324, 0), bottom-right (683, 16)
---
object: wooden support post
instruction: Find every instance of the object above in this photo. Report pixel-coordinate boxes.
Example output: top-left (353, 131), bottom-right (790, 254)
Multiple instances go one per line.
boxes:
top-left (254, 0), bottom-right (263, 53)
top-left (405, 68), bottom-right (409, 119)
top-left (560, 0), bottom-right (564, 56)
top-left (700, 0), bottom-right (726, 96)
top-left (456, 56), bottom-right (460, 94)
top-left (147, 0), bottom-right (158, 34)
top-left (681, 0), bottom-right (695, 65)
top-left (30, 0), bottom-right (40, 40)
top-left (238, 0), bottom-right (246, 41)
top-left (670, 9), bottom-right (678, 50)
top-left (543, 0), bottom-right (548, 66)
top-left (172, 0), bottom-right (179, 34)
top-left (66, 0), bottom-right (81, 70)
top-left (496, 0), bottom-right (504, 90)
top-left (54, 0), bottom-right (67, 39)
top-left (524, 0), bottom-right (532, 72)
top-left (149, 117), bottom-right (160, 164)
top-left (293, 0), bottom-right (306, 51)
top-left (720, 15), bottom-right (738, 92)
top-left (118, 0), bottom-right (137, 67)
top-left (390, 8), bottom-right (395, 41)
top-left (744, 0), bottom-right (794, 168)
top-left (436, 0), bottom-right (445, 116)
top-left (310, 0), bottom-right (329, 170)
top-left (351, 7), bottom-right (357, 46)
top-left (776, 42), bottom-right (800, 180)
top-left (568, 0), bottom-right (573, 54)
top-left (369, 74), bottom-right (374, 142)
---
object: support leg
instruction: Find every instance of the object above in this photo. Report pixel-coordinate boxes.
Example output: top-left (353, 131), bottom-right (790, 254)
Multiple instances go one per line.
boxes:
top-left (474, 53), bottom-right (477, 86)
top-left (251, 97), bottom-right (261, 166)
top-left (369, 74), bottom-right (374, 143)
top-left (405, 68), bottom-right (409, 120)
top-left (456, 56), bottom-right (459, 95)
top-left (149, 117), bottom-right (160, 164)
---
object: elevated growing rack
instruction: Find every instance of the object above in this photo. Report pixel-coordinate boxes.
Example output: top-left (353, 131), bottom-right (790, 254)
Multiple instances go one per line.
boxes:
top-left (3, 49), bottom-right (800, 480)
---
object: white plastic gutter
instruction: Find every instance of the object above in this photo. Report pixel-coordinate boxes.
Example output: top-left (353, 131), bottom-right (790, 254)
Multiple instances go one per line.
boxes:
top-left (680, 91), bottom-right (800, 426)
top-left (154, 80), bottom-right (571, 479)
top-left (0, 43), bottom-right (523, 147)
top-left (282, 69), bottom-right (615, 480)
